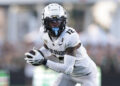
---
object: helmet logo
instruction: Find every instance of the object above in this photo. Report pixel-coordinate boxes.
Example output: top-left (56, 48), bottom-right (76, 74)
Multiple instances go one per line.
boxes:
top-left (52, 27), bottom-right (59, 36)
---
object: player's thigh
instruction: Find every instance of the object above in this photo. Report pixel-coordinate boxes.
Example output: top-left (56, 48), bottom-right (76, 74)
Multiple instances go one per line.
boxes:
top-left (53, 73), bottom-right (76, 86)
top-left (81, 73), bottom-right (99, 86)
top-left (82, 77), bottom-right (99, 86)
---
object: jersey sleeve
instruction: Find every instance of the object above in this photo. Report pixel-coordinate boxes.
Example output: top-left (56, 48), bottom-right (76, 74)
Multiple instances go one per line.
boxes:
top-left (65, 32), bottom-right (81, 48)
top-left (38, 26), bottom-right (52, 57)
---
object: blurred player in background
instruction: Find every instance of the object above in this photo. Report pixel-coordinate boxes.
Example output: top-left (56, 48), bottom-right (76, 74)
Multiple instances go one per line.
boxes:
top-left (25, 3), bottom-right (99, 86)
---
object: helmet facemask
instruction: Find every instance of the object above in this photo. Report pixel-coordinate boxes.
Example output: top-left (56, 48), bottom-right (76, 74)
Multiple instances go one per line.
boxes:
top-left (44, 16), bottom-right (66, 37)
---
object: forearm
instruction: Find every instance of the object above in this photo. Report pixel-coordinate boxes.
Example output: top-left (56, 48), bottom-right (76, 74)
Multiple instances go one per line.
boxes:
top-left (46, 55), bottom-right (76, 74)
top-left (39, 46), bottom-right (52, 57)
top-left (46, 60), bottom-right (67, 73)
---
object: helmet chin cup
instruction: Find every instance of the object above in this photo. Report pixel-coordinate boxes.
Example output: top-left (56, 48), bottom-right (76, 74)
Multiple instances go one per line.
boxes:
top-left (52, 27), bottom-right (59, 36)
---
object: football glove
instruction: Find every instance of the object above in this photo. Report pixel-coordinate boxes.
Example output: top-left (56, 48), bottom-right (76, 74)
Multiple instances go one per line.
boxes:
top-left (25, 49), bottom-right (47, 66)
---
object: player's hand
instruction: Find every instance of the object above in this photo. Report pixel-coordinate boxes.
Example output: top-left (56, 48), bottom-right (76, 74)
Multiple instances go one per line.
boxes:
top-left (25, 49), bottom-right (45, 66)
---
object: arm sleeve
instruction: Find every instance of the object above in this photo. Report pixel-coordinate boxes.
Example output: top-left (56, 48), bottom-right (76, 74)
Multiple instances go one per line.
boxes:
top-left (46, 54), bottom-right (76, 74)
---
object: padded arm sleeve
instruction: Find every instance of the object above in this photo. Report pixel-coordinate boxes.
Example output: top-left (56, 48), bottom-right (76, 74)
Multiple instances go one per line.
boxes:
top-left (46, 54), bottom-right (76, 74)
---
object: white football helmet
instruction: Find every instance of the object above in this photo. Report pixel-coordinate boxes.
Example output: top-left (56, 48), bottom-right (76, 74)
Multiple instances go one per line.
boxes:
top-left (42, 3), bottom-right (67, 37)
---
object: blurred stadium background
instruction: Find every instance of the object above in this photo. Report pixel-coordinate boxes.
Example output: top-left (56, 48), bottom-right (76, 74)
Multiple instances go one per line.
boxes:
top-left (0, 0), bottom-right (120, 86)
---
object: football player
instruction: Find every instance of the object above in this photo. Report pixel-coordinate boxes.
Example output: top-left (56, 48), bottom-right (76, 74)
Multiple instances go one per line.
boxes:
top-left (25, 3), bottom-right (99, 86)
